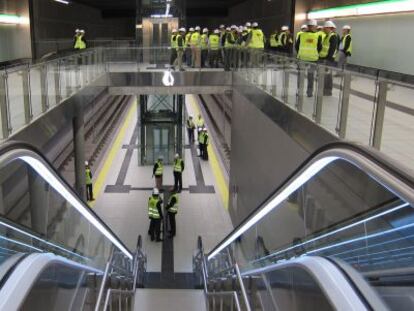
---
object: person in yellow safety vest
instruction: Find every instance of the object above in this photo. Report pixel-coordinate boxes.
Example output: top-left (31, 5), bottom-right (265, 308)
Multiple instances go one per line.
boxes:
top-left (278, 26), bottom-right (293, 55)
top-left (338, 25), bottom-right (352, 70)
top-left (295, 19), bottom-right (323, 97)
top-left (190, 26), bottom-right (201, 68)
top-left (186, 115), bottom-right (196, 143)
top-left (173, 28), bottom-right (186, 71)
top-left (196, 114), bottom-right (204, 130)
top-left (319, 20), bottom-right (339, 96)
top-left (185, 28), bottom-right (193, 66)
top-left (148, 188), bottom-right (163, 242)
top-left (85, 161), bottom-right (94, 201)
top-left (173, 153), bottom-right (185, 192)
top-left (200, 128), bottom-right (209, 161)
top-left (317, 25), bottom-right (326, 42)
top-left (224, 26), bottom-right (237, 71)
top-left (74, 29), bottom-right (87, 50)
top-left (208, 29), bottom-right (221, 68)
top-left (170, 29), bottom-right (178, 69)
top-left (152, 155), bottom-right (164, 190)
top-left (166, 189), bottom-right (179, 238)
top-left (197, 128), bottom-right (204, 157)
top-left (234, 27), bottom-right (244, 68)
top-left (295, 24), bottom-right (308, 44)
top-left (241, 26), bottom-right (250, 68)
top-left (201, 28), bottom-right (209, 68)
top-left (269, 29), bottom-right (280, 53)
top-left (246, 22), bottom-right (265, 67)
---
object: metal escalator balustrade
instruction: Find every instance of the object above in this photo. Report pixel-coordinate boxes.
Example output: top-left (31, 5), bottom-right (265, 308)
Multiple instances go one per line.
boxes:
top-left (205, 142), bottom-right (414, 310)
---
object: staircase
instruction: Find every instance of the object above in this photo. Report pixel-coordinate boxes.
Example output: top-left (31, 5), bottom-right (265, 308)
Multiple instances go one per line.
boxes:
top-left (134, 289), bottom-right (206, 311)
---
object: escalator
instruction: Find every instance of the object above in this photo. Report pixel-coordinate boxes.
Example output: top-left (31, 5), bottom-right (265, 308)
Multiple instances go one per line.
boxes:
top-left (0, 140), bottom-right (414, 310)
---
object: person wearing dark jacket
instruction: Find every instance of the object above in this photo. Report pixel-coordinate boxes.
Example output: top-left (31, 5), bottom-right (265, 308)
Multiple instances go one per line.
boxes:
top-left (338, 25), bottom-right (352, 70)
top-left (319, 21), bottom-right (339, 96)
top-left (173, 153), bottom-right (185, 192)
top-left (148, 188), bottom-right (163, 242)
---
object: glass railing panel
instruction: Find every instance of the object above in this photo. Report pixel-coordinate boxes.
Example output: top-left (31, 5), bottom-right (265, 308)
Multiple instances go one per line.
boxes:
top-left (343, 73), bottom-right (377, 145)
top-left (7, 69), bottom-right (26, 134)
top-left (29, 66), bottom-right (43, 118)
top-left (0, 156), bottom-right (130, 271)
top-left (380, 79), bottom-right (414, 171)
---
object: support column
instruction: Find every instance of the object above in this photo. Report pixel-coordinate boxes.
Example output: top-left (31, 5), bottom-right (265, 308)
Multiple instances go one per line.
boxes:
top-left (336, 72), bottom-right (351, 138)
top-left (372, 80), bottom-right (388, 149)
top-left (296, 63), bottom-right (305, 112)
top-left (73, 102), bottom-right (86, 201)
top-left (176, 95), bottom-right (183, 154)
top-left (40, 64), bottom-right (49, 113)
top-left (22, 66), bottom-right (32, 124)
top-left (28, 167), bottom-right (50, 236)
top-left (314, 66), bottom-right (325, 124)
top-left (0, 72), bottom-right (11, 138)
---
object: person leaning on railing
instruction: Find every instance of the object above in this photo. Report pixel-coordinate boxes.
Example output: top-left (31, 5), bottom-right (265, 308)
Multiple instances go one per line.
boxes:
top-left (246, 22), bottom-right (265, 67)
top-left (295, 19), bottom-right (322, 97)
top-left (73, 29), bottom-right (87, 50)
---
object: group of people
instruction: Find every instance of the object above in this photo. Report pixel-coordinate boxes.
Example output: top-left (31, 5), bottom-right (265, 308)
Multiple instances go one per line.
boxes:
top-left (295, 20), bottom-right (352, 97)
top-left (73, 29), bottom-right (87, 50)
top-left (170, 22), bottom-right (265, 71)
top-left (186, 114), bottom-right (209, 161)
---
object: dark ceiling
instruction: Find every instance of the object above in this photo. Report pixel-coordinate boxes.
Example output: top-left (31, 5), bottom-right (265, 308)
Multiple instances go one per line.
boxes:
top-left (72, 0), bottom-right (245, 17)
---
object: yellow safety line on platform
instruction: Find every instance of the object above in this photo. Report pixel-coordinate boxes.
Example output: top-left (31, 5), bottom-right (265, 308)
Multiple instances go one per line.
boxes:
top-left (89, 101), bottom-right (137, 207)
top-left (189, 96), bottom-right (229, 209)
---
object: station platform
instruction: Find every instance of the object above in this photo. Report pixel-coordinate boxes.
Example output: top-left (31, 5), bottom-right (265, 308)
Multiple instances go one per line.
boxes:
top-left (90, 94), bottom-right (233, 275)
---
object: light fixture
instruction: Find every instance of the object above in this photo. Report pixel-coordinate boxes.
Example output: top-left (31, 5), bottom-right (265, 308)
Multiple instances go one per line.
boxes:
top-left (162, 70), bottom-right (175, 86)
top-left (151, 14), bottom-right (173, 18)
top-left (54, 0), bottom-right (70, 4)
top-left (136, 24), bottom-right (143, 29)
top-left (19, 156), bottom-right (133, 260)
top-left (308, 0), bottom-right (414, 20)
top-left (207, 156), bottom-right (338, 260)
top-left (165, 3), bottom-right (171, 16)
top-left (0, 14), bottom-right (30, 25)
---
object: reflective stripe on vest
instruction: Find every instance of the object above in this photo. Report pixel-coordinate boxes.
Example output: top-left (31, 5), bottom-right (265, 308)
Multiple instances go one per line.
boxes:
top-left (320, 32), bottom-right (338, 58)
top-left (85, 168), bottom-right (92, 185)
top-left (201, 34), bottom-right (208, 49)
top-left (174, 158), bottom-right (183, 173)
top-left (209, 34), bottom-right (220, 50)
top-left (155, 161), bottom-right (163, 176)
top-left (297, 32), bottom-right (319, 62)
top-left (296, 31), bottom-right (304, 41)
top-left (190, 32), bottom-right (200, 46)
top-left (249, 29), bottom-right (264, 49)
top-left (171, 34), bottom-right (177, 49)
top-left (168, 194), bottom-right (179, 214)
top-left (341, 34), bottom-right (352, 54)
top-left (269, 34), bottom-right (279, 47)
top-left (148, 196), bottom-right (161, 219)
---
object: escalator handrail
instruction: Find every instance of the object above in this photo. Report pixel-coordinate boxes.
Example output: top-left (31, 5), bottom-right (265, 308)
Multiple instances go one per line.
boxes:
top-left (0, 141), bottom-right (133, 259)
top-left (239, 256), bottom-right (386, 311)
top-left (208, 141), bottom-right (414, 260)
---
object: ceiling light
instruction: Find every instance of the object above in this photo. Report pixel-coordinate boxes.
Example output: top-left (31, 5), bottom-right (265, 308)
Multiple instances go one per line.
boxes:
top-left (136, 24), bottom-right (143, 29)
top-left (0, 14), bottom-right (29, 25)
top-left (308, 0), bottom-right (414, 19)
top-left (54, 0), bottom-right (70, 4)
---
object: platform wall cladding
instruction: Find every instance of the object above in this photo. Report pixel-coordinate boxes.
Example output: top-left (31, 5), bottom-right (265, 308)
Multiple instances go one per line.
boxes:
top-left (0, 0), bottom-right (32, 62)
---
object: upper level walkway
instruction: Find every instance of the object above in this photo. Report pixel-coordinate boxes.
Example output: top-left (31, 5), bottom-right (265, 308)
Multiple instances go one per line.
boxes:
top-left (1, 47), bottom-right (413, 174)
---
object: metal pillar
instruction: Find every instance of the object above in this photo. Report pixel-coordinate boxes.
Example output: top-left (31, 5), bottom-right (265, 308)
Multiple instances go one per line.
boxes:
top-left (0, 72), bottom-right (11, 138)
top-left (55, 61), bottom-right (61, 104)
top-left (314, 66), bottom-right (325, 123)
top-left (296, 63), bottom-right (305, 112)
top-left (40, 64), bottom-right (49, 113)
top-left (176, 95), bottom-right (183, 154)
top-left (282, 63), bottom-right (289, 103)
top-left (73, 103), bottom-right (87, 201)
top-left (336, 72), bottom-right (351, 138)
top-left (22, 66), bottom-right (32, 124)
top-left (28, 168), bottom-right (49, 236)
top-left (372, 80), bottom-right (388, 149)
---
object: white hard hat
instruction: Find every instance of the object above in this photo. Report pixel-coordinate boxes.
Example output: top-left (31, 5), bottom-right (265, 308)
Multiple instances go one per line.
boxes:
top-left (158, 155), bottom-right (164, 160)
top-left (307, 20), bottom-right (317, 26)
top-left (80, 29), bottom-right (85, 33)
top-left (237, 27), bottom-right (243, 33)
top-left (175, 153), bottom-right (180, 158)
top-left (203, 127), bottom-right (207, 131)
top-left (219, 24), bottom-right (225, 29)
top-left (85, 161), bottom-right (89, 166)
top-left (252, 22), bottom-right (258, 27)
top-left (231, 25), bottom-right (237, 29)
top-left (343, 25), bottom-right (351, 30)
top-left (214, 29), bottom-right (219, 34)
top-left (75, 29), bottom-right (80, 32)
top-left (203, 28), bottom-right (208, 33)
top-left (189, 27), bottom-right (195, 31)
top-left (245, 22), bottom-right (251, 27)
top-left (172, 28), bottom-right (177, 33)
top-left (195, 26), bottom-right (201, 31)
top-left (324, 20), bottom-right (336, 28)
top-left (300, 24), bottom-right (308, 30)
top-left (153, 188), bottom-right (159, 195)
top-left (317, 25), bottom-right (323, 30)
top-left (179, 27), bottom-right (186, 32)
top-left (226, 27), bottom-right (231, 31)
top-left (281, 26), bottom-right (289, 31)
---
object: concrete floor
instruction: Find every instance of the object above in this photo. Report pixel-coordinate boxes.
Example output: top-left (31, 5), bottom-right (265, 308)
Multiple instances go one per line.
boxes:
top-left (92, 94), bottom-right (233, 273)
